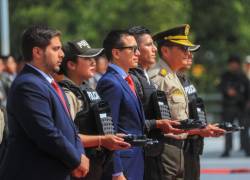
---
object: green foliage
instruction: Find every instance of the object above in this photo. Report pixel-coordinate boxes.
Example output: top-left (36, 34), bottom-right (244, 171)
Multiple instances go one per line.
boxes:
top-left (189, 0), bottom-right (250, 93)
top-left (7, 0), bottom-right (250, 94)
top-left (9, 0), bottom-right (188, 54)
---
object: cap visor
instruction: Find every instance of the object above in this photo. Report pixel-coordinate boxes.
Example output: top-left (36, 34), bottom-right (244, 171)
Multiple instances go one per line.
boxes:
top-left (188, 45), bottom-right (200, 52)
top-left (78, 48), bottom-right (104, 58)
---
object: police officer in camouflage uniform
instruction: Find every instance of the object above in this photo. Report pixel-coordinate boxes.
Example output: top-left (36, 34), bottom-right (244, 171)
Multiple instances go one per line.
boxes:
top-left (58, 39), bottom-right (130, 180)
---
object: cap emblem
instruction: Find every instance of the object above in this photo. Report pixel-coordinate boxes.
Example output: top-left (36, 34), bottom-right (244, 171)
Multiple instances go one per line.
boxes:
top-left (77, 40), bottom-right (90, 49)
top-left (184, 25), bottom-right (190, 36)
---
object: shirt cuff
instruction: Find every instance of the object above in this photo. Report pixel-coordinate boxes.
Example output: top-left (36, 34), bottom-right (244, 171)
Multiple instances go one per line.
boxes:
top-left (112, 172), bottom-right (123, 177)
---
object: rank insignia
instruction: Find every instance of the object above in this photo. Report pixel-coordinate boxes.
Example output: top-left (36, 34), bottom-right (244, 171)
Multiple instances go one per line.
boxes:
top-left (160, 68), bottom-right (167, 77)
top-left (185, 24), bottom-right (190, 36)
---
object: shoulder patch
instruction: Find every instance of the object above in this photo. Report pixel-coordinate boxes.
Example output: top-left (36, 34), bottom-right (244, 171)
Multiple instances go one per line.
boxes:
top-left (172, 89), bottom-right (183, 96)
top-left (159, 68), bottom-right (167, 77)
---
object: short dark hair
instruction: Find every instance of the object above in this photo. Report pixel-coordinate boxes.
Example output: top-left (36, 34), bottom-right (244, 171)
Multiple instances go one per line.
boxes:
top-left (128, 26), bottom-right (151, 43)
top-left (21, 24), bottom-right (61, 62)
top-left (157, 41), bottom-right (177, 58)
top-left (103, 29), bottom-right (131, 61)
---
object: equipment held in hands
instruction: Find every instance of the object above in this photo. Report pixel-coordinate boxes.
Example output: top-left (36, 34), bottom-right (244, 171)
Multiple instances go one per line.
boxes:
top-left (218, 122), bottom-right (244, 133)
top-left (177, 97), bottom-right (207, 130)
top-left (123, 134), bottom-right (158, 146)
top-left (152, 90), bottom-right (171, 119)
top-left (153, 90), bottom-right (207, 130)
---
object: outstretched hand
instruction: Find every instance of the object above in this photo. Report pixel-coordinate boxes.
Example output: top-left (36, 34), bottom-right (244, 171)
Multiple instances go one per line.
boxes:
top-left (101, 134), bottom-right (131, 150)
top-left (207, 124), bottom-right (226, 137)
top-left (156, 119), bottom-right (184, 134)
top-left (186, 123), bottom-right (225, 137)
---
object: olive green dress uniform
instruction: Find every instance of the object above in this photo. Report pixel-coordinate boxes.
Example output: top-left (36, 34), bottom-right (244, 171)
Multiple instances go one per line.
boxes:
top-left (148, 59), bottom-right (189, 121)
top-left (147, 24), bottom-right (200, 180)
top-left (148, 59), bottom-right (189, 180)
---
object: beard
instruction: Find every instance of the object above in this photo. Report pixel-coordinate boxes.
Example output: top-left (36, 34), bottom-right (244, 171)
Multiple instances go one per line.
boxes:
top-left (42, 52), bottom-right (62, 75)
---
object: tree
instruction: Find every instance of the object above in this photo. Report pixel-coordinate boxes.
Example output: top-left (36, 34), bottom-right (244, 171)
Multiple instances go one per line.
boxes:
top-left (189, 0), bottom-right (250, 93)
top-left (9, 0), bottom-right (189, 56)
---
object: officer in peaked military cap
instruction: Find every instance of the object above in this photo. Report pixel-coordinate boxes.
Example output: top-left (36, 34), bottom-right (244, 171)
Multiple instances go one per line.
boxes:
top-left (153, 24), bottom-right (200, 52)
top-left (147, 24), bottom-right (200, 180)
top-left (148, 24), bottom-right (225, 180)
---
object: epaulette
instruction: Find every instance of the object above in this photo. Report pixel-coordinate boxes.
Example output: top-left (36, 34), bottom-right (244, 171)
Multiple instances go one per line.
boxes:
top-left (159, 68), bottom-right (168, 77)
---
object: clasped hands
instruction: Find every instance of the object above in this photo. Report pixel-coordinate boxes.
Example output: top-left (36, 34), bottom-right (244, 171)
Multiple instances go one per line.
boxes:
top-left (72, 154), bottom-right (89, 178)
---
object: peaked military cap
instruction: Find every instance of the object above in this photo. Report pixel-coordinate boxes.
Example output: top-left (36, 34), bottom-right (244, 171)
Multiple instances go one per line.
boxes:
top-left (153, 24), bottom-right (200, 51)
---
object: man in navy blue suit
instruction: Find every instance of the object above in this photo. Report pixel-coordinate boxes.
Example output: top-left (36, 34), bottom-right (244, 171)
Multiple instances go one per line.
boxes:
top-left (0, 25), bottom-right (89, 180)
top-left (96, 30), bottom-right (144, 180)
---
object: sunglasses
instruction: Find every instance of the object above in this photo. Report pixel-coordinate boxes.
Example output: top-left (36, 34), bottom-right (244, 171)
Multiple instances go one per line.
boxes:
top-left (115, 45), bottom-right (139, 53)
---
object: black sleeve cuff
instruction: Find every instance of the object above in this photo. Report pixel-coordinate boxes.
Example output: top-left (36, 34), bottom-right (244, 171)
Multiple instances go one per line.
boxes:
top-left (144, 119), bottom-right (157, 132)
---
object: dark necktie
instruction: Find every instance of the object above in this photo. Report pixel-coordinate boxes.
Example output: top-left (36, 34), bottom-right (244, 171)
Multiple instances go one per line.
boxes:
top-left (51, 80), bottom-right (69, 114)
top-left (125, 75), bottom-right (136, 95)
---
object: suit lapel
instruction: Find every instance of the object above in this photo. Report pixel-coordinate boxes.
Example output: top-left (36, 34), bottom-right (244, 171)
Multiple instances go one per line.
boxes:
top-left (108, 67), bottom-right (144, 124)
top-left (47, 81), bottom-right (77, 131)
top-left (23, 65), bottom-right (76, 130)
top-left (108, 67), bottom-right (138, 103)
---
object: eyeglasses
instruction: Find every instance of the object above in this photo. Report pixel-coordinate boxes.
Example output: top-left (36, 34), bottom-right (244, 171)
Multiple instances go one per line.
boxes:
top-left (176, 46), bottom-right (189, 52)
top-left (115, 46), bottom-right (139, 53)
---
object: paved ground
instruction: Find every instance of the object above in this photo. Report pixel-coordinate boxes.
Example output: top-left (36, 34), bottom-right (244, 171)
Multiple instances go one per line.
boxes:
top-left (201, 132), bottom-right (250, 180)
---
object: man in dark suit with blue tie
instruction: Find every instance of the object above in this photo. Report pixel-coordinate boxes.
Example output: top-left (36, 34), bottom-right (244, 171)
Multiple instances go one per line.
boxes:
top-left (0, 25), bottom-right (89, 180)
top-left (96, 30), bottom-right (144, 180)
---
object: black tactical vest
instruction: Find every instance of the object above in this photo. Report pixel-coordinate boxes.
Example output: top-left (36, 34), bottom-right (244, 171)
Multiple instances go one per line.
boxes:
top-left (130, 68), bottom-right (172, 156)
top-left (130, 68), bottom-right (171, 120)
top-left (178, 74), bottom-right (207, 125)
top-left (178, 73), bottom-right (205, 155)
top-left (130, 68), bottom-right (157, 119)
top-left (130, 68), bottom-right (171, 139)
top-left (59, 80), bottom-right (115, 136)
